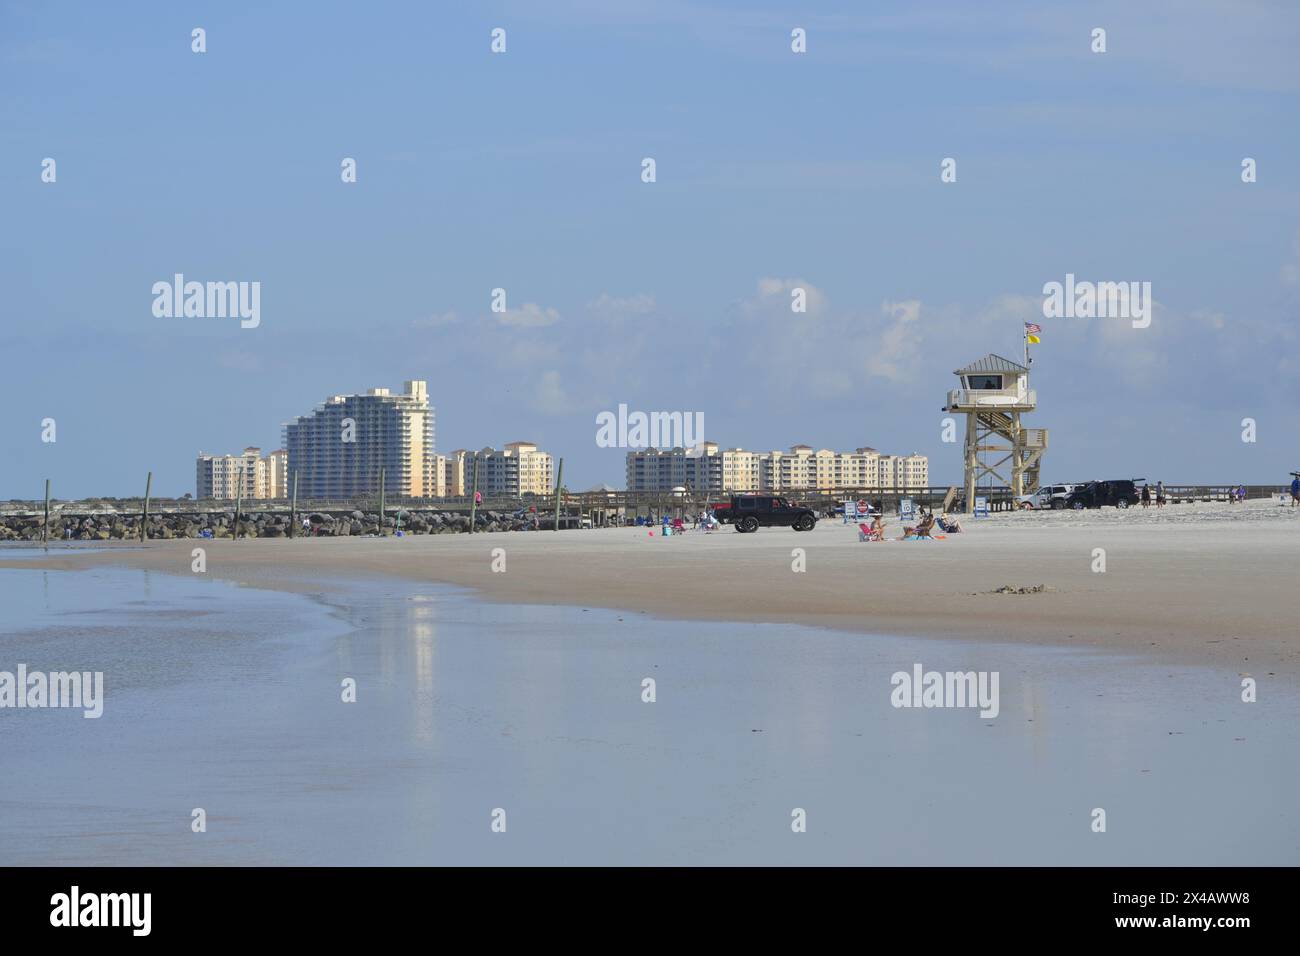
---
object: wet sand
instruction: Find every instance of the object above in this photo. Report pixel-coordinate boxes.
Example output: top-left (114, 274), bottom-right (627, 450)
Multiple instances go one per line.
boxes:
top-left (3, 566), bottom-right (1296, 865)
top-left (5, 500), bottom-right (1297, 679)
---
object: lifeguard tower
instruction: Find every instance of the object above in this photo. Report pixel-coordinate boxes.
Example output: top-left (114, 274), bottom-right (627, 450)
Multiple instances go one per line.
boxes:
top-left (943, 353), bottom-right (1048, 513)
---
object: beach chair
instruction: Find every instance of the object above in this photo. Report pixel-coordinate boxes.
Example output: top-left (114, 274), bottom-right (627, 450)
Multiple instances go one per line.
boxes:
top-left (858, 522), bottom-right (882, 542)
top-left (671, 517), bottom-right (687, 535)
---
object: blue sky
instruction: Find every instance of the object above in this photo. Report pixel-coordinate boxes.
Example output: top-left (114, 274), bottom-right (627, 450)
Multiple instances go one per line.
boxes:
top-left (3, 0), bottom-right (1298, 497)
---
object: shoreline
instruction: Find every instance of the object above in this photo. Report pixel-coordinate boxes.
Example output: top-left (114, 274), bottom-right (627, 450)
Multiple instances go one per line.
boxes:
top-left (4, 501), bottom-right (1297, 680)
top-left (6, 562), bottom-right (1294, 864)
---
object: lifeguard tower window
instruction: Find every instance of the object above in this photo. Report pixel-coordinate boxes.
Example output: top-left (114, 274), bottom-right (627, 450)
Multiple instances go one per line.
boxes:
top-left (967, 374), bottom-right (1003, 390)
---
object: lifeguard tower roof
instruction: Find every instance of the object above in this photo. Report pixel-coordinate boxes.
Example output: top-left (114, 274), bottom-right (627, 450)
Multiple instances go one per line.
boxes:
top-left (954, 353), bottom-right (1027, 376)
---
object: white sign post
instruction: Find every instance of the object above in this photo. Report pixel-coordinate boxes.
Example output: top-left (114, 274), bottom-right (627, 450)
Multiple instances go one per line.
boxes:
top-left (974, 496), bottom-right (989, 517)
top-left (899, 498), bottom-right (916, 520)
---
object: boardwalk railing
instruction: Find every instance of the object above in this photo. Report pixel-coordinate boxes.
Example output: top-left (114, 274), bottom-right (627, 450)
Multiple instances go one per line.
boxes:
top-left (3, 485), bottom-right (1289, 521)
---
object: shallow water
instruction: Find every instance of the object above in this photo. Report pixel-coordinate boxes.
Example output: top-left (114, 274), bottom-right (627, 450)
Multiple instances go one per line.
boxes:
top-left (0, 564), bottom-right (1295, 865)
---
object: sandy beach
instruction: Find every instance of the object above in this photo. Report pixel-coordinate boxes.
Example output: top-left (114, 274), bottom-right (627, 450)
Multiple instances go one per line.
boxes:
top-left (6, 499), bottom-right (1297, 679)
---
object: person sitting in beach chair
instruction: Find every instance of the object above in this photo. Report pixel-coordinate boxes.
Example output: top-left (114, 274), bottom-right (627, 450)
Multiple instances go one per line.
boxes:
top-left (936, 514), bottom-right (963, 534)
top-left (903, 512), bottom-right (936, 539)
top-left (857, 519), bottom-right (883, 542)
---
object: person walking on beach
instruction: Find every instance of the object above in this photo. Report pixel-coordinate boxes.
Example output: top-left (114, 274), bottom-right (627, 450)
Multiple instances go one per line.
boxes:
top-left (1141, 484), bottom-right (1151, 508)
top-left (1156, 481), bottom-right (1166, 509)
top-left (1291, 474), bottom-right (1300, 507)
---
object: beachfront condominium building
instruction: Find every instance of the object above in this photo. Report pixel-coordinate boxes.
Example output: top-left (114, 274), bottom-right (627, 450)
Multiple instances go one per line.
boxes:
top-left (196, 447), bottom-right (289, 500)
top-left (878, 453), bottom-right (930, 491)
top-left (625, 442), bottom-right (724, 493)
top-left (440, 451), bottom-right (467, 497)
top-left (282, 380), bottom-right (436, 498)
top-left (449, 442), bottom-right (554, 497)
top-left (264, 449), bottom-right (288, 498)
top-left (626, 444), bottom-right (928, 494)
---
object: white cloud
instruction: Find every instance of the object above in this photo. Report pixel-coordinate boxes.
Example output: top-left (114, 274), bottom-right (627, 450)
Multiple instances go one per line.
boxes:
top-left (755, 277), bottom-right (828, 313)
top-left (588, 293), bottom-right (655, 318)
top-left (1281, 231), bottom-right (1300, 284)
top-left (497, 303), bottom-right (561, 328)
top-left (533, 370), bottom-right (572, 415)
top-left (410, 311), bottom-right (457, 328)
top-left (868, 299), bottom-right (922, 381)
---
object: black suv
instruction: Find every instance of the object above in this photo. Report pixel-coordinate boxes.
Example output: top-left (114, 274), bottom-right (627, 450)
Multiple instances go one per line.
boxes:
top-left (724, 494), bottom-right (818, 533)
top-left (1065, 480), bottom-right (1142, 510)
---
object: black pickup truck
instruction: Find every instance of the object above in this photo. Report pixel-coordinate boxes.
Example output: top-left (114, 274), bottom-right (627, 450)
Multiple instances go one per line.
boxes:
top-left (717, 494), bottom-right (818, 533)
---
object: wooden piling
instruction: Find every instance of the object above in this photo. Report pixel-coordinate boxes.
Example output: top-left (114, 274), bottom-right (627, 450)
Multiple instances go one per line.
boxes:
top-left (553, 458), bottom-right (564, 531)
top-left (289, 470), bottom-right (298, 538)
top-left (140, 471), bottom-right (152, 542)
top-left (43, 478), bottom-right (50, 548)
top-left (379, 467), bottom-right (386, 536)
top-left (233, 468), bottom-right (242, 541)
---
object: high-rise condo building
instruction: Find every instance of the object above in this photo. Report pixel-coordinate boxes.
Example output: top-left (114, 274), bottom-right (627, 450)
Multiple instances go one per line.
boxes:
top-left (282, 380), bottom-right (435, 498)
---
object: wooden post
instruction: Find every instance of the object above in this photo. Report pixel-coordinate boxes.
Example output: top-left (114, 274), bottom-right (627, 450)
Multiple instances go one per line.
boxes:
top-left (43, 478), bottom-right (51, 548)
top-left (289, 470), bottom-right (298, 538)
top-left (233, 468), bottom-right (242, 541)
top-left (469, 455), bottom-right (480, 534)
top-left (140, 471), bottom-right (152, 542)
top-left (553, 458), bottom-right (564, 531)
top-left (379, 466), bottom-right (386, 536)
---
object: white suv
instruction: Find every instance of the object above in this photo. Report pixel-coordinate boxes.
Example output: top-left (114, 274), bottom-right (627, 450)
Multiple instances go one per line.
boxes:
top-left (1036, 484), bottom-right (1075, 510)
top-left (1017, 484), bottom-right (1075, 509)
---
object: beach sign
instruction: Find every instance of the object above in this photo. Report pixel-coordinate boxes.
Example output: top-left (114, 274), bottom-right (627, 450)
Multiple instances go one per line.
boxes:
top-left (974, 496), bottom-right (989, 517)
top-left (899, 498), bottom-right (916, 520)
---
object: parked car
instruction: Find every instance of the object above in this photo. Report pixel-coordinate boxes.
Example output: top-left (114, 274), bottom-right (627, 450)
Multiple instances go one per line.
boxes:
top-left (717, 494), bottom-right (818, 533)
top-left (1016, 484), bottom-right (1074, 509)
top-left (1065, 480), bottom-right (1142, 510)
top-left (1041, 483), bottom-right (1076, 510)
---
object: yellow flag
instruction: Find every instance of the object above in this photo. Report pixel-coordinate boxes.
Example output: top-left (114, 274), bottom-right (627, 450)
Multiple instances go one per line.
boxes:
top-left (1027, 334), bottom-right (1041, 344)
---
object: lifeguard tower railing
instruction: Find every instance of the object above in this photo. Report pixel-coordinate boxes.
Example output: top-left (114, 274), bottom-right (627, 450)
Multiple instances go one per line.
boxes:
top-left (946, 388), bottom-right (1036, 409)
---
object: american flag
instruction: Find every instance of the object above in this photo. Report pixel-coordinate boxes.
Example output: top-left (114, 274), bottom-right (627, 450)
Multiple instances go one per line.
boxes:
top-left (1024, 322), bottom-right (1042, 334)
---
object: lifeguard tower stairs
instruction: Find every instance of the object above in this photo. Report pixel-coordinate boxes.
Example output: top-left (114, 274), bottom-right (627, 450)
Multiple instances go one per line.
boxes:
top-left (943, 353), bottom-right (1048, 513)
